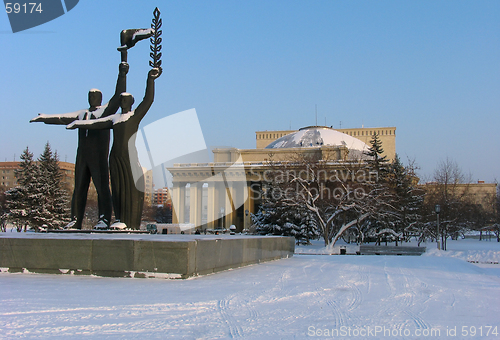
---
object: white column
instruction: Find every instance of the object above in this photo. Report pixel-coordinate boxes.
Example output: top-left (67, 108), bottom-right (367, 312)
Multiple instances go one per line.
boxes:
top-left (207, 180), bottom-right (218, 229)
top-left (171, 182), bottom-right (180, 224)
top-left (172, 182), bottom-right (186, 224)
top-left (224, 181), bottom-right (235, 229)
top-left (189, 182), bottom-right (203, 227)
top-left (244, 182), bottom-right (254, 231)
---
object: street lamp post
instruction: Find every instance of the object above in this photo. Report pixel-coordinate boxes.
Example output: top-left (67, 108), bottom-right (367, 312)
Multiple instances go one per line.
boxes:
top-left (435, 204), bottom-right (441, 250)
top-left (245, 209), bottom-right (249, 231)
top-left (219, 207), bottom-right (225, 230)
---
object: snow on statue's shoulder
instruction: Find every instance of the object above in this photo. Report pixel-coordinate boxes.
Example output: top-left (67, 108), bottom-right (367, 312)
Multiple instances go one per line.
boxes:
top-left (112, 110), bottom-right (134, 125)
top-left (88, 103), bottom-right (109, 119)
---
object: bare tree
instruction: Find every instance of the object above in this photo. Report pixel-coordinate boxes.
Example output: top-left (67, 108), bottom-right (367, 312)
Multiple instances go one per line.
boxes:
top-left (253, 138), bottom-right (424, 249)
top-left (257, 152), bottom-right (397, 247)
top-left (423, 157), bottom-right (479, 250)
top-left (489, 183), bottom-right (500, 242)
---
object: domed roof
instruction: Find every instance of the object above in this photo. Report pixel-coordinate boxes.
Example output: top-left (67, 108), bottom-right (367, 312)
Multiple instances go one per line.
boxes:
top-left (265, 126), bottom-right (369, 158)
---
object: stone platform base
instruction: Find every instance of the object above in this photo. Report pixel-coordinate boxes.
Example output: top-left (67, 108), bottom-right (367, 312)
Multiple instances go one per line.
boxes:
top-left (0, 234), bottom-right (295, 279)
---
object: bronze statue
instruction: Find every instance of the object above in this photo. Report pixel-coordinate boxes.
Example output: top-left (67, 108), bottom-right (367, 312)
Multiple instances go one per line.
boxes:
top-left (30, 8), bottom-right (162, 230)
top-left (31, 62), bottom-right (128, 229)
top-left (67, 67), bottom-right (162, 229)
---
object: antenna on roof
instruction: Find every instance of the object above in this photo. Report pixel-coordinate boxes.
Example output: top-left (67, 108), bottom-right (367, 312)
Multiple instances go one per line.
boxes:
top-left (315, 104), bottom-right (317, 126)
top-left (339, 121), bottom-right (342, 129)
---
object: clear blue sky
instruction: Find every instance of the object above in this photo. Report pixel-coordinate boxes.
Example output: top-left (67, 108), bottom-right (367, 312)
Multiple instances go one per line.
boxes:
top-left (1, 0), bottom-right (499, 182)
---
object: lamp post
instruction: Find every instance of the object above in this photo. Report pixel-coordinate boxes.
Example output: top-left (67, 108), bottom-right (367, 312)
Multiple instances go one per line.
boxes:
top-left (219, 207), bottom-right (225, 230)
top-left (435, 204), bottom-right (441, 250)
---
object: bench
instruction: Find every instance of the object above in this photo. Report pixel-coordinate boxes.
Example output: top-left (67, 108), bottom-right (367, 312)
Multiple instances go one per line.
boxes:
top-left (359, 245), bottom-right (426, 256)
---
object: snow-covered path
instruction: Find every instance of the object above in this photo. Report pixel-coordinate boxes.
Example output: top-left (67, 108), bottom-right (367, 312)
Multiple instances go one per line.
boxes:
top-left (2, 255), bottom-right (499, 339)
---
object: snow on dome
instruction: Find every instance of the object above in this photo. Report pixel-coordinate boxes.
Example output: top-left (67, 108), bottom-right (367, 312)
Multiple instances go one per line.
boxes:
top-left (265, 126), bottom-right (369, 159)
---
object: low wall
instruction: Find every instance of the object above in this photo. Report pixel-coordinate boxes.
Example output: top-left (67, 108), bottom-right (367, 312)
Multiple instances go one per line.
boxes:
top-left (0, 235), bottom-right (295, 278)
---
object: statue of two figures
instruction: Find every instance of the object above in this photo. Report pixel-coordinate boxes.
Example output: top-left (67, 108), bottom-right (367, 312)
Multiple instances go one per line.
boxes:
top-left (31, 10), bottom-right (163, 230)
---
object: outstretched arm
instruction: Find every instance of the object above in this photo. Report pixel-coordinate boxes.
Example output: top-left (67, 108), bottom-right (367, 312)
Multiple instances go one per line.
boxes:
top-left (133, 68), bottom-right (162, 122)
top-left (30, 109), bottom-right (86, 125)
top-left (67, 114), bottom-right (115, 130)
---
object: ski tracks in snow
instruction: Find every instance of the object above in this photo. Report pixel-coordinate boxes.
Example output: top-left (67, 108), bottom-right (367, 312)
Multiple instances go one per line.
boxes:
top-left (215, 267), bottom-right (295, 338)
top-left (379, 260), bottom-right (431, 332)
top-left (304, 258), bottom-right (365, 329)
top-left (217, 295), bottom-right (244, 338)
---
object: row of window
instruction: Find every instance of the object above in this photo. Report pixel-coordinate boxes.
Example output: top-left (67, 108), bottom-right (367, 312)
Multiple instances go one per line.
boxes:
top-left (256, 129), bottom-right (395, 140)
top-left (257, 133), bottom-right (287, 140)
top-left (348, 130), bottom-right (394, 137)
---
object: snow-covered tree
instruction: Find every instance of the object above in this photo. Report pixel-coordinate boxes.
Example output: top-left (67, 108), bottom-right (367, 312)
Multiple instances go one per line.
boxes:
top-left (252, 141), bottom-right (419, 248)
top-left (385, 155), bottom-right (424, 245)
top-left (252, 169), bottom-right (319, 243)
top-left (0, 185), bottom-right (7, 231)
top-left (34, 143), bottom-right (71, 229)
top-left (355, 134), bottom-right (404, 245)
top-left (4, 144), bottom-right (71, 231)
top-left (494, 185), bottom-right (500, 242)
top-left (255, 154), bottom-right (386, 247)
top-left (4, 147), bottom-right (39, 231)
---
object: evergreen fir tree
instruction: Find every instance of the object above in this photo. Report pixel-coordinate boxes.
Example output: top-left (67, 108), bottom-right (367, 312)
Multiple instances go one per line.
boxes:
top-left (34, 143), bottom-right (54, 228)
top-left (36, 143), bottom-right (71, 229)
top-left (4, 147), bottom-right (39, 230)
top-left (50, 151), bottom-right (71, 228)
top-left (252, 182), bottom-right (319, 242)
top-left (0, 186), bottom-right (7, 231)
top-left (387, 154), bottom-right (424, 243)
top-left (364, 133), bottom-right (390, 181)
top-left (359, 134), bottom-right (393, 243)
top-left (4, 144), bottom-right (71, 231)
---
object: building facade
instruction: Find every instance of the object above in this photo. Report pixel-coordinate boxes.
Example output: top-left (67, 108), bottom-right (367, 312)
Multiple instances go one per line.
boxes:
top-left (256, 126), bottom-right (396, 161)
top-left (423, 181), bottom-right (497, 215)
top-left (152, 187), bottom-right (171, 207)
top-left (168, 125), bottom-right (393, 232)
top-left (0, 161), bottom-right (75, 192)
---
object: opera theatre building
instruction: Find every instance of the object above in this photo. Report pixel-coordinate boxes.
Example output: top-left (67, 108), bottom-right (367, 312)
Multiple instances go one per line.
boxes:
top-left (168, 125), bottom-right (396, 232)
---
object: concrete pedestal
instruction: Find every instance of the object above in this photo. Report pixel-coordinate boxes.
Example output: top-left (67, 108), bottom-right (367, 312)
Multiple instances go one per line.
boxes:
top-left (0, 234), bottom-right (295, 279)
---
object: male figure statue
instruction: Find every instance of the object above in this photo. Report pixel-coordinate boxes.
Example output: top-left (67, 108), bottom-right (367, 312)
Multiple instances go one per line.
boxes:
top-left (68, 67), bottom-right (161, 229)
top-left (31, 62), bottom-right (129, 229)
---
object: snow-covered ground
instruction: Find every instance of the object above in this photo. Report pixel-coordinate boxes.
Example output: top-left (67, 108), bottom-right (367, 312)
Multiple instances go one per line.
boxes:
top-left (296, 237), bottom-right (500, 263)
top-left (1, 237), bottom-right (500, 339)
